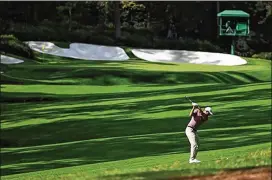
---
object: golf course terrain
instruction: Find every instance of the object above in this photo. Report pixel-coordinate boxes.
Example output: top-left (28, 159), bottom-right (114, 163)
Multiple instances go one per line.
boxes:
top-left (1, 51), bottom-right (271, 180)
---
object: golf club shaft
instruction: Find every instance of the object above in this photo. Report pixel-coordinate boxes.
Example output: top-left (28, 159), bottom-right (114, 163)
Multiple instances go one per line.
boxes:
top-left (185, 96), bottom-right (202, 107)
top-left (185, 96), bottom-right (193, 103)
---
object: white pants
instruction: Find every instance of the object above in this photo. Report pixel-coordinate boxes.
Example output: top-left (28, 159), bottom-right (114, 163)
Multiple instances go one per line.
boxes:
top-left (185, 127), bottom-right (199, 160)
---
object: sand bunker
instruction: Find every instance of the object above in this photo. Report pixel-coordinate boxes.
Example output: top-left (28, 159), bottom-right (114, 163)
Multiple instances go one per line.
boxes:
top-left (25, 41), bottom-right (129, 61)
top-left (131, 49), bottom-right (247, 66)
top-left (24, 41), bottom-right (247, 66)
top-left (0, 55), bottom-right (24, 64)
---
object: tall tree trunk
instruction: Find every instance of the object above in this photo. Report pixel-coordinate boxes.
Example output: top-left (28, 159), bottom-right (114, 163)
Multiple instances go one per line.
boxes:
top-left (114, 1), bottom-right (121, 39)
top-left (216, 1), bottom-right (220, 38)
top-left (146, 2), bottom-right (151, 29)
top-left (33, 3), bottom-right (38, 23)
top-left (147, 11), bottom-right (151, 29)
top-left (104, 2), bottom-right (108, 25)
top-left (68, 8), bottom-right (72, 31)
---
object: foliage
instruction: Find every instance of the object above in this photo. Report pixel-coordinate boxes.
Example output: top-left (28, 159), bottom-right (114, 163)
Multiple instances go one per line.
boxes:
top-left (56, 2), bottom-right (78, 31)
top-left (119, 33), bottom-right (152, 47)
top-left (121, 0), bottom-right (146, 28)
top-left (1, 1), bottom-right (271, 53)
top-left (252, 52), bottom-right (272, 60)
top-left (0, 34), bottom-right (34, 58)
top-left (254, 1), bottom-right (272, 24)
top-left (5, 22), bottom-right (224, 53)
top-left (153, 37), bottom-right (223, 52)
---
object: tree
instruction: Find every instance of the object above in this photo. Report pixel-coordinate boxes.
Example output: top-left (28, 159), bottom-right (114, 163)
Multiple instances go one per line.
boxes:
top-left (114, 1), bottom-right (121, 39)
top-left (121, 1), bottom-right (146, 28)
top-left (216, 2), bottom-right (220, 38)
top-left (255, 1), bottom-right (272, 24)
top-left (96, 1), bottom-right (110, 27)
top-left (57, 2), bottom-right (78, 31)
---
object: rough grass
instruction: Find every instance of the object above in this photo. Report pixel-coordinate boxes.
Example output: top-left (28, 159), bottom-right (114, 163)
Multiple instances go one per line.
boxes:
top-left (0, 54), bottom-right (271, 180)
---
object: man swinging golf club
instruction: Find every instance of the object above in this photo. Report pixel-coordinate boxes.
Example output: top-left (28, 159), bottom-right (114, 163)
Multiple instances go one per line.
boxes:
top-left (185, 100), bottom-right (213, 163)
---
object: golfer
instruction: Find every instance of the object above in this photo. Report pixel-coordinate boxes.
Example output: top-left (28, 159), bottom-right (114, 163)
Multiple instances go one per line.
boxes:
top-left (185, 102), bottom-right (213, 163)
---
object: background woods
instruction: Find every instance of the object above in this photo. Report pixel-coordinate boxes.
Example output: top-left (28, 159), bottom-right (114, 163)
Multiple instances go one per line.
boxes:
top-left (0, 1), bottom-right (271, 56)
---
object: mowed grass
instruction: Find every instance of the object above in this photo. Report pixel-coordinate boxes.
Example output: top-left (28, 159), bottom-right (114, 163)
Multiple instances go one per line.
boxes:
top-left (0, 55), bottom-right (271, 180)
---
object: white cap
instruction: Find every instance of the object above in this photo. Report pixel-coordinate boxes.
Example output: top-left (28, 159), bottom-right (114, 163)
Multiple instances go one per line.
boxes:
top-left (205, 107), bottom-right (213, 115)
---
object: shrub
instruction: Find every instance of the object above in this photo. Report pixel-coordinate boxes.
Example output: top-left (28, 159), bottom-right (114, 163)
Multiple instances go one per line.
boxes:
top-left (119, 33), bottom-right (152, 47)
top-left (0, 34), bottom-right (34, 58)
top-left (39, 19), bottom-right (56, 27)
top-left (7, 23), bottom-right (116, 46)
top-left (122, 27), bottom-right (153, 36)
top-left (4, 23), bottom-right (223, 53)
top-left (252, 52), bottom-right (272, 60)
top-left (196, 39), bottom-right (223, 52)
top-left (87, 34), bottom-right (115, 46)
top-left (153, 37), bottom-right (223, 52)
top-left (153, 38), bottom-right (181, 49)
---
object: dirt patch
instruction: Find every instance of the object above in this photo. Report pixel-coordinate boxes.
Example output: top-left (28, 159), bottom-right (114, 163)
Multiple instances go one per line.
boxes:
top-left (168, 166), bottom-right (271, 180)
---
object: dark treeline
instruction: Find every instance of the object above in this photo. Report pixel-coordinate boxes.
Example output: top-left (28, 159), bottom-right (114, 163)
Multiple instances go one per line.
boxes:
top-left (0, 1), bottom-right (271, 57)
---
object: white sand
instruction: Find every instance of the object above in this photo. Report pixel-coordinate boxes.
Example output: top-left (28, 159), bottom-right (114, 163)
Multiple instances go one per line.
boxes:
top-left (131, 49), bottom-right (247, 66)
top-left (23, 41), bottom-right (247, 66)
top-left (0, 55), bottom-right (24, 64)
top-left (25, 41), bottom-right (129, 61)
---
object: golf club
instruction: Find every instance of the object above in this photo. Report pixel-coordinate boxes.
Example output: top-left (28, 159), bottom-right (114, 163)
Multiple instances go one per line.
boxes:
top-left (185, 96), bottom-right (193, 103)
top-left (185, 96), bottom-right (201, 107)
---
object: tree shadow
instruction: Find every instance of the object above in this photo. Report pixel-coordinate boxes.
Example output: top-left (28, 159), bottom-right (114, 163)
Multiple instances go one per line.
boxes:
top-left (2, 61), bottom-right (269, 86)
top-left (1, 67), bottom-right (271, 176)
top-left (99, 165), bottom-right (272, 180)
top-left (2, 82), bottom-right (270, 123)
top-left (1, 87), bottom-right (271, 175)
top-left (2, 79), bottom-right (269, 105)
top-left (100, 169), bottom-right (218, 180)
top-left (1, 123), bottom-right (270, 176)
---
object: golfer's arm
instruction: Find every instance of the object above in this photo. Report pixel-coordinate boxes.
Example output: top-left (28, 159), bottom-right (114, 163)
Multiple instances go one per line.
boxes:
top-left (198, 107), bottom-right (205, 115)
top-left (189, 107), bottom-right (195, 117)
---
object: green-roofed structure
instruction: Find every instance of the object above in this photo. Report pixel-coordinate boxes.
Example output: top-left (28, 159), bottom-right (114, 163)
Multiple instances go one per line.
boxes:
top-left (217, 10), bottom-right (250, 18)
top-left (217, 10), bottom-right (250, 55)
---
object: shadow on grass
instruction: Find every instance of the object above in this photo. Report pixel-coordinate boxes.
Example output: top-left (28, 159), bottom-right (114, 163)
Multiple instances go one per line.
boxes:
top-left (99, 165), bottom-right (272, 180)
top-left (1, 82), bottom-right (270, 131)
top-left (0, 82), bottom-right (271, 175)
top-left (1, 123), bottom-right (271, 176)
top-left (100, 169), bottom-right (218, 180)
top-left (1, 61), bottom-right (269, 86)
top-left (1, 57), bottom-right (271, 174)
top-left (1, 80), bottom-right (269, 105)
top-left (1, 83), bottom-right (270, 141)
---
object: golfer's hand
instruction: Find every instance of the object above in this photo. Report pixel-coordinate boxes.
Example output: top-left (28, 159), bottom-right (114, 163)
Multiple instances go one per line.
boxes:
top-left (192, 102), bottom-right (198, 108)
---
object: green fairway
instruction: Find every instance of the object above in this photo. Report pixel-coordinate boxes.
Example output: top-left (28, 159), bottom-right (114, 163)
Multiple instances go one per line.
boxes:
top-left (0, 55), bottom-right (271, 180)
